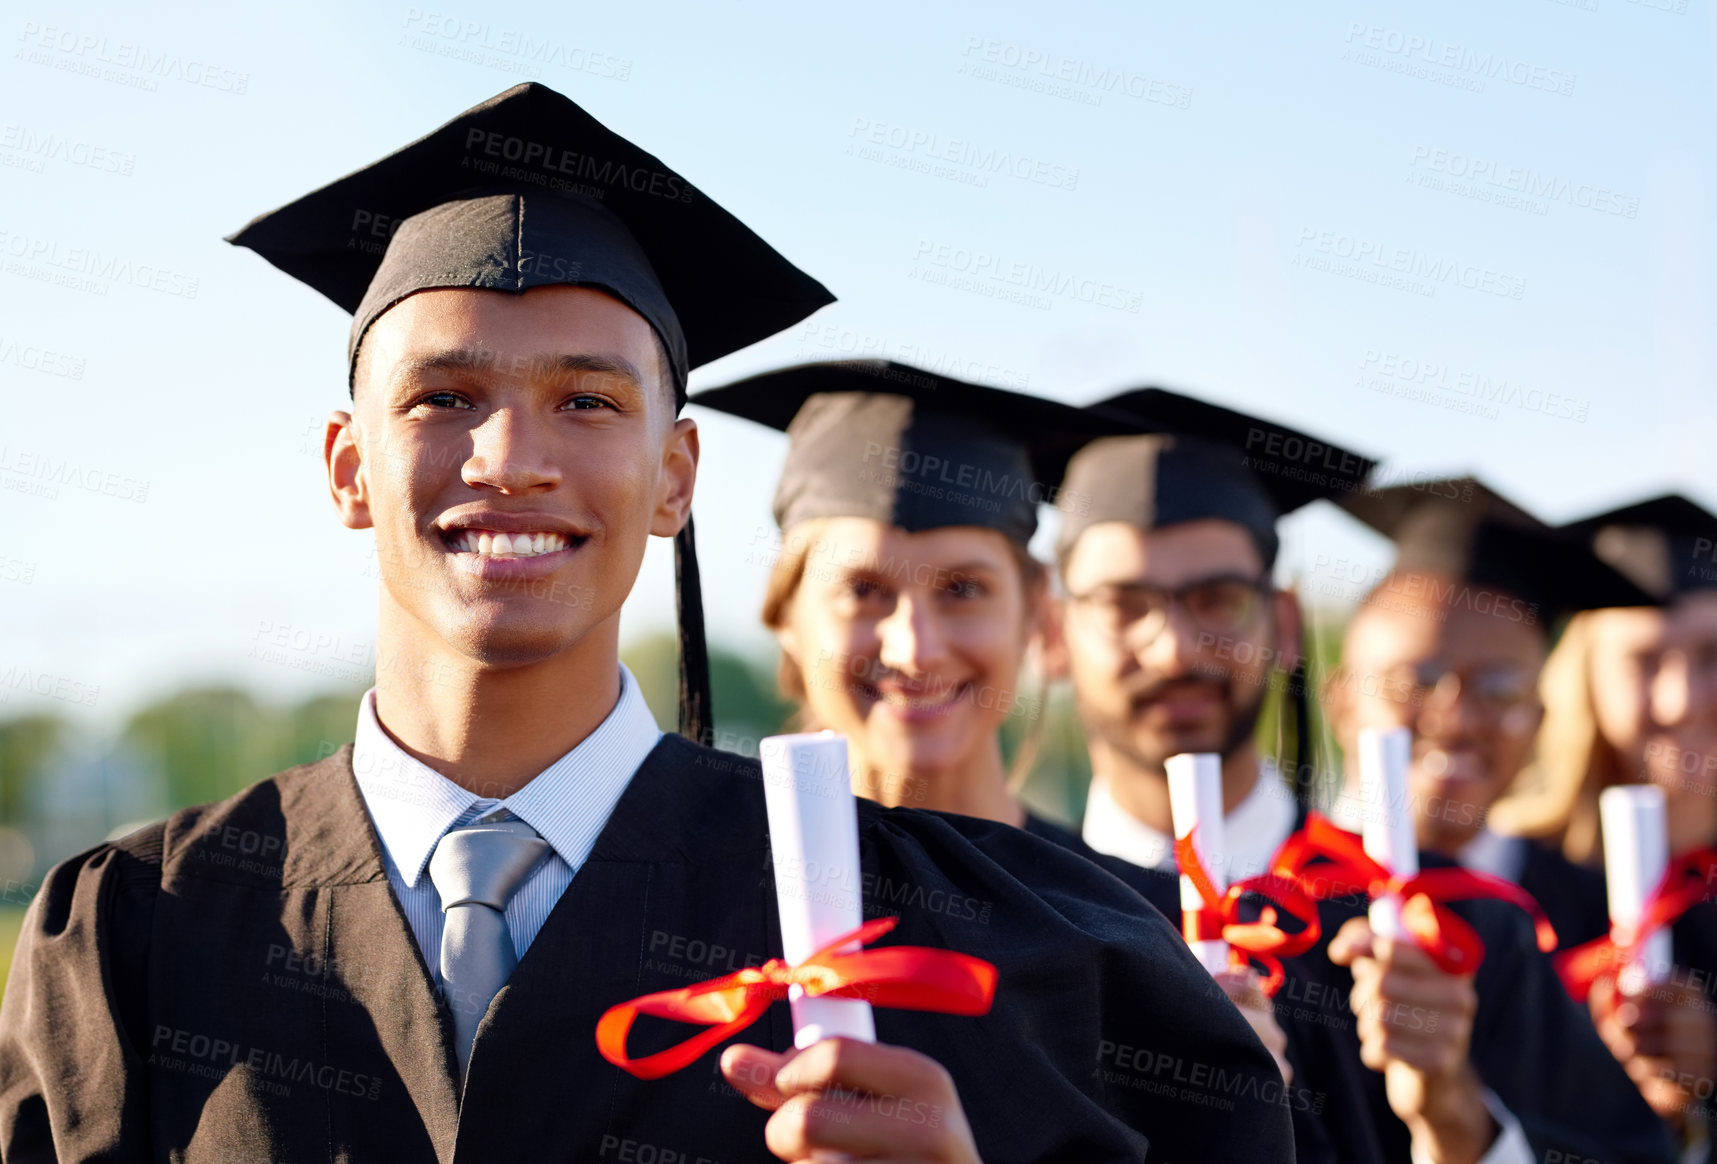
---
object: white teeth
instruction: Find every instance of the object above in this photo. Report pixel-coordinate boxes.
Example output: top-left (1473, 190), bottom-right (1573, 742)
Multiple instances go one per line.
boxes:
top-left (879, 686), bottom-right (961, 709)
top-left (448, 529), bottom-right (571, 557)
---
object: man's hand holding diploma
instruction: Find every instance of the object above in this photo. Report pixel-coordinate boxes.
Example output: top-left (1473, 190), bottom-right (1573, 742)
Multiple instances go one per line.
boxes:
top-left (723, 1039), bottom-right (980, 1164)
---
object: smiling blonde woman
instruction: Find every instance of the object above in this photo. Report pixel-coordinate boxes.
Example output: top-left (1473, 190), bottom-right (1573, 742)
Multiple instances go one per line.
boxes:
top-left (695, 361), bottom-right (1104, 835)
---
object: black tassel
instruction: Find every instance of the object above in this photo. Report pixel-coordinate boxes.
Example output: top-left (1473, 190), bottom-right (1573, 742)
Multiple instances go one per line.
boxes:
top-left (674, 515), bottom-right (712, 744)
top-left (1287, 656), bottom-right (1314, 809)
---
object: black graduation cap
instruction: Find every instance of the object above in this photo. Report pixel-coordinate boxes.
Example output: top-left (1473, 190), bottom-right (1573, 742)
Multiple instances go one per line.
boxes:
top-left (1340, 477), bottom-right (1656, 623)
top-left (689, 360), bottom-right (1144, 545)
top-left (226, 82), bottom-right (837, 744)
top-left (1562, 493), bottom-right (1717, 602)
top-left (225, 82), bottom-right (834, 403)
top-left (1058, 387), bottom-right (1378, 566)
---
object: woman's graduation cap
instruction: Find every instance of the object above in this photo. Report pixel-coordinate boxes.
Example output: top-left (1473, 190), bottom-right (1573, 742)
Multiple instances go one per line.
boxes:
top-left (226, 83), bottom-right (836, 742)
top-left (690, 360), bottom-right (1145, 545)
top-left (1560, 493), bottom-right (1717, 603)
top-left (1340, 478), bottom-right (1656, 623)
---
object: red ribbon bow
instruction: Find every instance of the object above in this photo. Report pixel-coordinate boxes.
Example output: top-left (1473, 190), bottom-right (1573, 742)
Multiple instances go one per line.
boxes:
top-left (595, 916), bottom-right (998, 1079)
top-left (1270, 814), bottom-right (1558, 976)
top-left (1173, 829), bottom-right (1321, 996)
top-left (1555, 848), bottom-right (1717, 1001)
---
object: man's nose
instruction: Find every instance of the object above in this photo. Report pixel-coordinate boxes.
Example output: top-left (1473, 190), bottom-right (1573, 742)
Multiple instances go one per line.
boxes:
top-left (462, 407), bottom-right (562, 493)
top-left (1135, 604), bottom-right (1200, 677)
top-left (1416, 671), bottom-right (1483, 736)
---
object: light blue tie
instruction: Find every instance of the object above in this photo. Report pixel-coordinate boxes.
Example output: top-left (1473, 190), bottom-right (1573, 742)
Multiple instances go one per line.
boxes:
top-left (427, 809), bottom-right (548, 1078)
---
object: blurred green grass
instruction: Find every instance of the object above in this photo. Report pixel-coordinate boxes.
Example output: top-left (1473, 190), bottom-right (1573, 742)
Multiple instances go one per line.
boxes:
top-left (0, 909), bottom-right (26, 1000)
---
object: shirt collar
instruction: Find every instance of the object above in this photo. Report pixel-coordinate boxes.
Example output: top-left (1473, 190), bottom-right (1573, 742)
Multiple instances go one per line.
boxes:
top-left (351, 663), bottom-right (662, 889)
top-left (1081, 759), bottom-right (1299, 883)
top-left (1457, 827), bottom-right (1526, 883)
top-left (1328, 781), bottom-right (1523, 880)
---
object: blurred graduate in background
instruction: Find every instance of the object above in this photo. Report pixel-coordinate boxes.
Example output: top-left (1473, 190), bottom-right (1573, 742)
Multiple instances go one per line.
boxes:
top-left (1489, 494), bottom-right (1717, 1159)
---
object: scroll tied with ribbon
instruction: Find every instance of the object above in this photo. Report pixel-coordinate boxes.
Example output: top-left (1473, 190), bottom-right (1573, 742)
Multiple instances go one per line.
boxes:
top-left (1270, 814), bottom-right (1558, 975)
top-left (1556, 848), bottom-right (1717, 1001)
top-left (595, 917), bottom-right (998, 1080)
top-left (1174, 828), bottom-right (1321, 996)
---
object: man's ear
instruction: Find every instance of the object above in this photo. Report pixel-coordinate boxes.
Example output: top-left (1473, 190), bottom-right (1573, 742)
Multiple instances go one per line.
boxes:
top-left (1320, 660), bottom-right (1354, 757)
top-left (651, 416), bottom-right (700, 537)
top-left (326, 410), bottom-right (372, 530)
top-left (1037, 592), bottom-right (1072, 682)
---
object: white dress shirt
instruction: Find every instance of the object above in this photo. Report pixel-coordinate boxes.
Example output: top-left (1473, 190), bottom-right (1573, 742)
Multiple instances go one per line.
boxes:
top-left (350, 663), bottom-right (662, 982)
top-left (1081, 759), bottom-right (1299, 881)
top-left (1456, 828), bottom-right (1527, 885)
top-left (1086, 764), bottom-right (1532, 1164)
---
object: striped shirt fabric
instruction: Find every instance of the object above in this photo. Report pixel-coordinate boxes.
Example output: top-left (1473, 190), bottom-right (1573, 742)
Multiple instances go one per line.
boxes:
top-left (350, 663), bottom-right (663, 980)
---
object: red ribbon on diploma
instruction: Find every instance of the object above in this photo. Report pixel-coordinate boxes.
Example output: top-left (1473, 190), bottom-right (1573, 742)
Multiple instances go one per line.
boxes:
top-left (595, 916), bottom-right (998, 1079)
top-left (1270, 814), bottom-right (1558, 976)
top-left (1173, 829), bottom-right (1322, 996)
top-left (1555, 848), bottom-right (1717, 1001)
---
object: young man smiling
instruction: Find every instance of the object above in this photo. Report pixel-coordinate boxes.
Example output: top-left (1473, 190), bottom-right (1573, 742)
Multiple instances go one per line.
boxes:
top-left (0, 86), bottom-right (1293, 1162)
top-left (1049, 397), bottom-right (1675, 1164)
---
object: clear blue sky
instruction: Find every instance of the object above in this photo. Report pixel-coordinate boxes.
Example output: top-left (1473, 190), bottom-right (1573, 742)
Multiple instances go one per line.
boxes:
top-left (4, 0), bottom-right (1714, 723)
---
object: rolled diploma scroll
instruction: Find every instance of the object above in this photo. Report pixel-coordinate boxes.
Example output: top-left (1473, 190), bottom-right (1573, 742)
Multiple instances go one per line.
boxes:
top-left (1599, 784), bottom-right (1673, 995)
top-left (1359, 727), bottom-right (1417, 942)
top-left (760, 731), bottom-right (877, 1048)
top-left (1167, 753), bottom-right (1230, 975)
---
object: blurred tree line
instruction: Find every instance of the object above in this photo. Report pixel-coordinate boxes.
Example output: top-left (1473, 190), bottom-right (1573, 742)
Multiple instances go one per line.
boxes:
top-left (0, 619), bottom-right (1350, 996)
top-left (0, 617), bottom-right (1351, 887)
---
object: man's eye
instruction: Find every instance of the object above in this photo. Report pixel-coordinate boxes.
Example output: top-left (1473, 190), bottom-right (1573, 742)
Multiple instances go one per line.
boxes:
top-left (415, 391), bottom-right (472, 410)
top-left (846, 579), bottom-right (888, 602)
top-left (946, 578), bottom-right (986, 600)
top-left (563, 395), bottom-right (612, 411)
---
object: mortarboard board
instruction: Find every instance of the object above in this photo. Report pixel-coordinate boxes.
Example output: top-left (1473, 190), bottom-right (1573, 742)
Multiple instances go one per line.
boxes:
top-left (227, 83), bottom-right (836, 743)
top-left (226, 82), bottom-right (832, 403)
top-left (1057, 387), bottom-right (1378, 566)
top-left (690, 360), bottom-right (1143, 546)
top-left (1561, 493), bottom-right (1717, 602)
top-left (1340, 477), bottom-right (1655, 624)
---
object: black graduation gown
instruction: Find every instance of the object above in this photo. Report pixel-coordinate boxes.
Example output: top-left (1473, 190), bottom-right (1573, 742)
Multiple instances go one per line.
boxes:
top-left (1024, 813), bottom-right (1676, 1163)
top-left (1518, 838), bottom-right (1717, 1161)
top-left (0, 738), bottom-right (1294, 1163)
top-left (1294, 848), bottom-right (1676, 1164)
top-left (1025, 812), bottom-right (1347, 1164)
top-left (1515, 839), bottom-right (1611, 950)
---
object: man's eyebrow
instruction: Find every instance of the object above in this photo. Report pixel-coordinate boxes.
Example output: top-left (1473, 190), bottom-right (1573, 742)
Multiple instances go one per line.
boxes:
top-left (534, 353), bottom-right (648, 387)
top-left (392, 350), bottom-right (647, 387)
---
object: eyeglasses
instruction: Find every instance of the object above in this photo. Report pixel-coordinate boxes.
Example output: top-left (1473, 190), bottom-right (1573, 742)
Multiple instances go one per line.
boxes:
top-left (1377, 660), bottom-right (1536, 716)
top-left (1066, 575), bottom-right (1268, 647)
